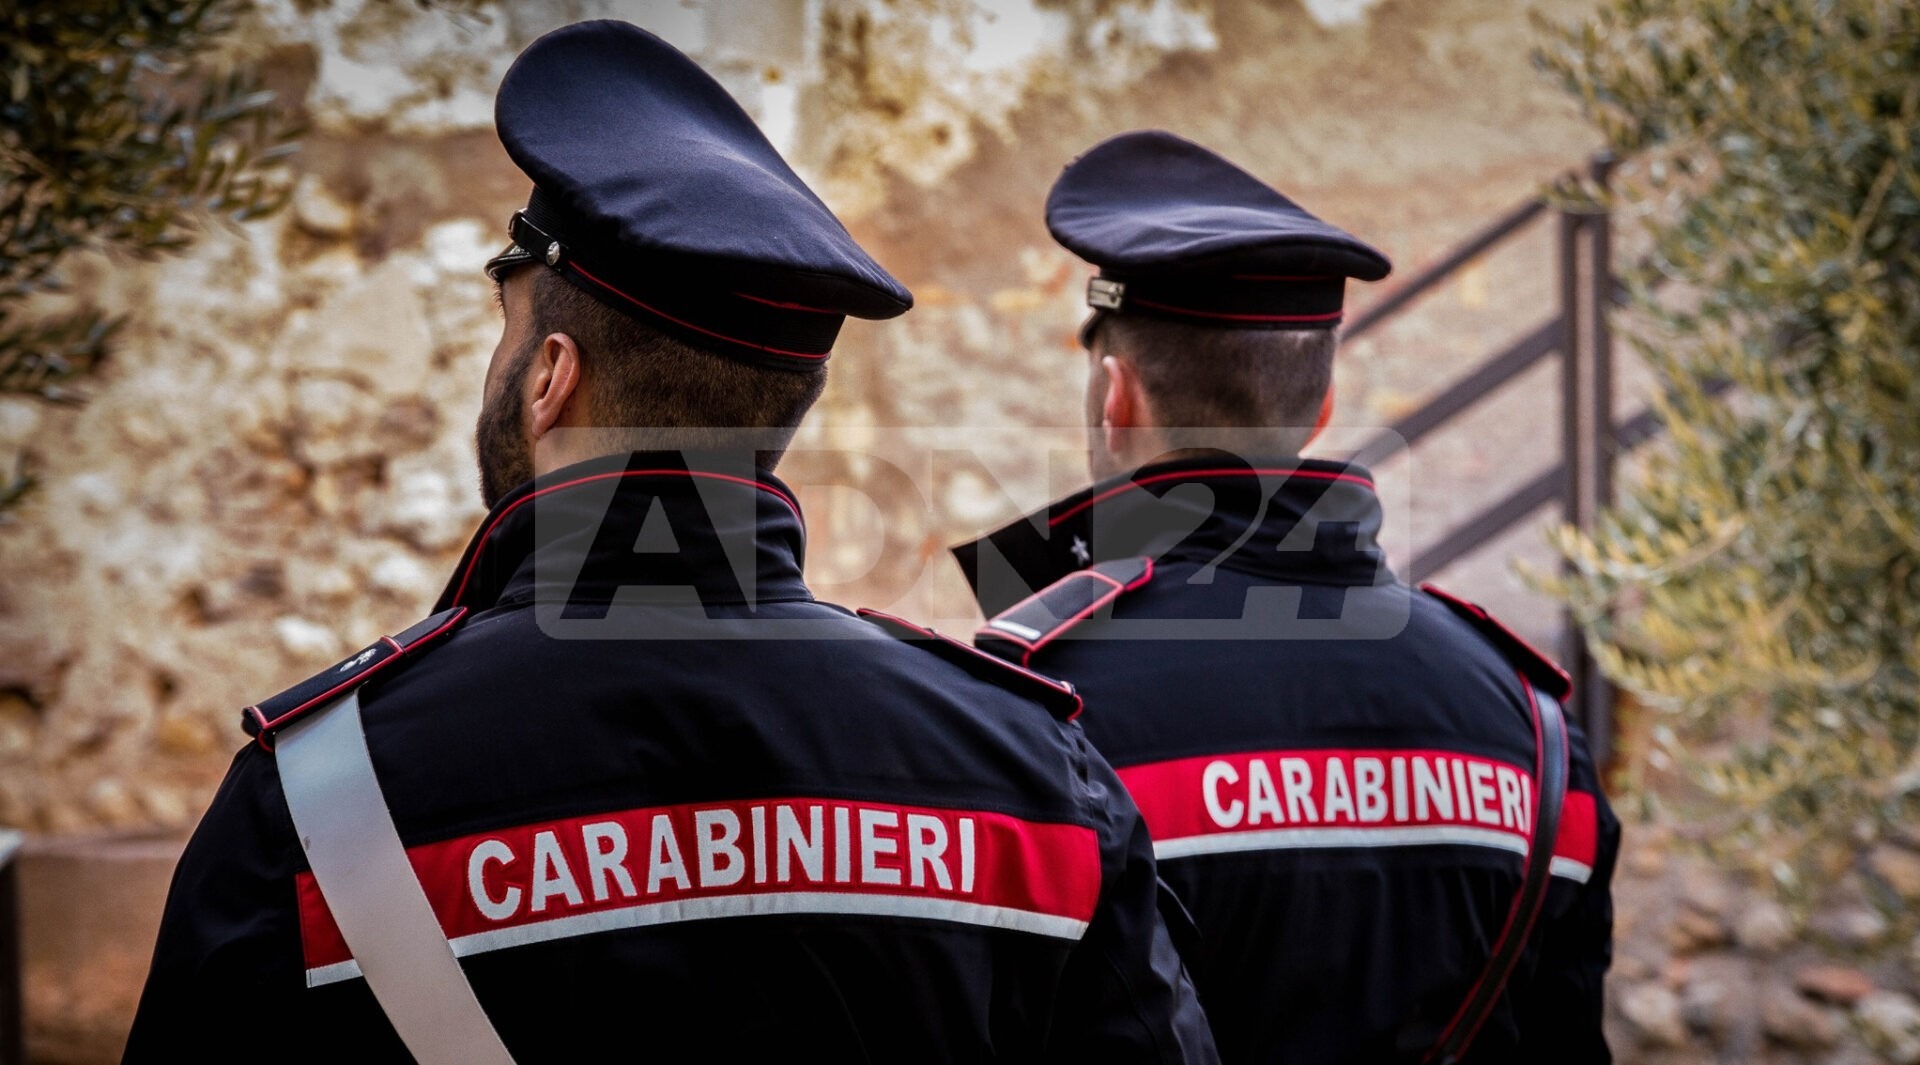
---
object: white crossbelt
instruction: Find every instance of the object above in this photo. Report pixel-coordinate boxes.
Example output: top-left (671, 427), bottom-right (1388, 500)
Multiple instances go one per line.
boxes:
top-left (278, 691), bottom-right (518, 1065)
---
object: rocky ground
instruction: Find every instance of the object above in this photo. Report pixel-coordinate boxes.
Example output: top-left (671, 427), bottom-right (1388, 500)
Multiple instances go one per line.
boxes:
top-left (1607, 828), bottom-right (1920, 1064)
top-left (22, 814), bottom-right (1920, 1064)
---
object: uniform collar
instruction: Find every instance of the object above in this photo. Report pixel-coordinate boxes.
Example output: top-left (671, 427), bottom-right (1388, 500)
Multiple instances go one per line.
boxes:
top-left (951, 454), bottom-right (1392, 618)
top-left (433, 451), bottom-right (810, 614)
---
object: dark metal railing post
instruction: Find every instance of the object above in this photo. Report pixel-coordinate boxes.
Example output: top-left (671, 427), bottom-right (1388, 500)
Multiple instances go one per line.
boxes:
top-left (1581, 155), bottom-right (1617, 765)
top-left (1588, 153), bottom-right (1617, 510)
top-left (1554, 153), bottom-right (1619, 764)
top-left (1556, 211), bottom-right (1592, 738)
top-left (0, 829), bottom-right (22, 1065)
top-left (1557, 209), bottom-right (1585, 533)
top-left (1357, 152), bottom-right (1621, 764)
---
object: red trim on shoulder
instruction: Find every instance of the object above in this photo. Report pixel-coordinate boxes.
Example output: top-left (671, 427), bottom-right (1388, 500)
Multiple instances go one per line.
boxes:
top-left (448, 470), bottom-right (802, 609)
top-left (1050, 467), bottom-right (1374, 528)
top-left (248, 607), bottom-right (468, 752)
top-left (856, 608), bottom-right (1084, 721)
top-left (976, 558), bottom-right (1155, 666)
top-left (1420, 582), bottom-right (1574, 701)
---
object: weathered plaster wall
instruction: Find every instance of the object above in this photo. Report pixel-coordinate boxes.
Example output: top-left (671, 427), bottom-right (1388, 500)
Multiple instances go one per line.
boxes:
top-left (1, 0), bottom-right (1606, 837)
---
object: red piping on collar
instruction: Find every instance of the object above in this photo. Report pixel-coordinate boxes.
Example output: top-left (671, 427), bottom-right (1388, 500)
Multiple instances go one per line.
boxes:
top-left (1125, 296), bottom-right (1344, 324)
top-left (447, 470), bottom-right (803, 609)
top-left (567, 262), bottom-right (830, 360)
top-left (1048, 467), bottom-right (1375, 528)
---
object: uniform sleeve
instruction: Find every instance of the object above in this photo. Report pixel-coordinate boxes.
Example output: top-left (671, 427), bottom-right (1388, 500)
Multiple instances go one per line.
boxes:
top-left (122, 744), bottom-right (309, 1061)
top-left (1046, 730), bottom-right (1219, 1063)
top-left (1513, 717), bottom-right (1619, 1064)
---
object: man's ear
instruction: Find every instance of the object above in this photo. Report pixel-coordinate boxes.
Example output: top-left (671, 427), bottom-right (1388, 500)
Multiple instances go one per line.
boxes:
top-left (1304, 378), bottom-right (1335, 451)
top-left (1100, 354), bottom-right (1150, 455)
top-left (527, 332), bottom-right (584, 440)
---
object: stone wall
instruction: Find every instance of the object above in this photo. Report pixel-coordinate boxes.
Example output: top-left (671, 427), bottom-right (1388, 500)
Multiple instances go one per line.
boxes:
top-left (0, 0), bottom-right (1606, 838)
top-left (21, 2), bottom-right (1911, 1062)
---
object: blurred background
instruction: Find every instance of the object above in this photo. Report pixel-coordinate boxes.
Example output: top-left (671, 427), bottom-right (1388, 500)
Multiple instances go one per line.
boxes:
top-left (3, 0), bottom-right (1916, 1061)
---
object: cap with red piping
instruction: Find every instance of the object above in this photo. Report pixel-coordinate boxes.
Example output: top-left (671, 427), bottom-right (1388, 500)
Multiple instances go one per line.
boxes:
top-left (484, 20), bottom-right (911, 369)
top-left (1045, 130), bottom-right (1390, 346)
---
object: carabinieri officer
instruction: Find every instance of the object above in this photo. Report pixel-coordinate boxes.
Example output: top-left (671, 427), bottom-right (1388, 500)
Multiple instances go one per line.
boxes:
top-left (953, 130), bottom-right (1618, 1064)
top-left (125, 28), bottom-right (1215, 1064)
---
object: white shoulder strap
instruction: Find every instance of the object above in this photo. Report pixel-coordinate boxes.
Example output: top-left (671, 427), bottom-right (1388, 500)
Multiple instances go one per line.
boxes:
top-left (277, 690), bottom-right (517, 1065)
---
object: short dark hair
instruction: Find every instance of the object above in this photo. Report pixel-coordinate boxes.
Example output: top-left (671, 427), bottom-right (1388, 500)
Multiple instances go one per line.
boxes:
top-left (526, 268), bottom-right (827, 468)
top-left (1094, 315), bottom-right (1335, 456)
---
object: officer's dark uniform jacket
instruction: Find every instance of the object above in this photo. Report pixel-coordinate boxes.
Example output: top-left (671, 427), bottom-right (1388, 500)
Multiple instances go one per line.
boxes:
top-left (954, 454), bottom-right (1620, 1064)
top-left (126, 452), bottom-right (1215, 1063)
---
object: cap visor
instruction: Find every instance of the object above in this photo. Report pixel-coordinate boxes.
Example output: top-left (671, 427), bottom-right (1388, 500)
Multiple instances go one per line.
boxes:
top-left (484, 243), bottom-right (538, 281)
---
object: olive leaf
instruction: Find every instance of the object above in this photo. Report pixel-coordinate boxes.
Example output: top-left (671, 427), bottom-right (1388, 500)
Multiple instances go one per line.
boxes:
top-left (0, 0), bottom-right (301, 509)
top-left (1536, 0), bottom-right (1920, 866)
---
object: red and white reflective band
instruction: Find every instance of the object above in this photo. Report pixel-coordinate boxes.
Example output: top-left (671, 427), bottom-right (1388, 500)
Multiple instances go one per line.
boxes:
top-left (296, 794), bottom-right (1103, 988)
top-left (1116, 746), bottom-right (1599, 884)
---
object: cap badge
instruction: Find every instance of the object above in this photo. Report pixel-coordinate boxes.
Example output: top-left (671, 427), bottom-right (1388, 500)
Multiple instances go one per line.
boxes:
top-left (1087, 277), bottom-right (1126, 310)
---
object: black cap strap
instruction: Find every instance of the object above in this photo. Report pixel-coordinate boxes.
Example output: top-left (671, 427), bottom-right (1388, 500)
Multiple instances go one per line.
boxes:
top-left (491, 199), bottom-right (845, 371)
top-left (1086, 271), bottom-right (1348, 330)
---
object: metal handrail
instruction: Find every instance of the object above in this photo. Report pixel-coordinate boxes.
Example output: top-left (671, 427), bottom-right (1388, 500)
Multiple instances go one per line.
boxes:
top-left (0, 828), bottom-right (21, 1065)
top-left (1340, 153), bottom-right (1622, 764)
top-left (1406, 375), bottom-right (1729, 585)
top-left (1344, 198), bottom-right (1549, 340)
top-left (1353, 317), bottom-right (1562, 466)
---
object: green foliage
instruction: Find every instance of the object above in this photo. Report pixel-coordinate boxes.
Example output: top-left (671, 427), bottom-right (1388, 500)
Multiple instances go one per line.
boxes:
top-left (1536, 0), bottom-right (1920, 857)
top-left (0, 0), bottom-right (299, 505)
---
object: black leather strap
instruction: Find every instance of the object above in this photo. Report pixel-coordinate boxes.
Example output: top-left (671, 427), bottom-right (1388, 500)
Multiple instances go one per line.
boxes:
top-left (975, 556), bottom-right (1154, 667)
top-left (1426, 683), bottom-right (1569, 1064)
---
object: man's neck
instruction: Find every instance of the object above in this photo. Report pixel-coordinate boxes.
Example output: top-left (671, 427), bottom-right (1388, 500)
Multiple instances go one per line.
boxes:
top-left (1113, 445), bottom-right (1304, 480)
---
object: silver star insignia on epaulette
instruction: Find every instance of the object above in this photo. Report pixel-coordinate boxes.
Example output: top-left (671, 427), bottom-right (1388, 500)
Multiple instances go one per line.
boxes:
top-left (1070, 535), bottom-right (1091, 567)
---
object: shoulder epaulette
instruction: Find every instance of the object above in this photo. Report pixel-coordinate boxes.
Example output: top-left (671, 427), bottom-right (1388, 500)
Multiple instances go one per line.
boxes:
top-left (974, 556), bottom-right (1154, 667)
top-left (1419, 583), bottom-right (1573, 702)
top-left (242, 607), bottom-right (468, 750)
top-left (857, 608), bottom-right (1084, 722)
